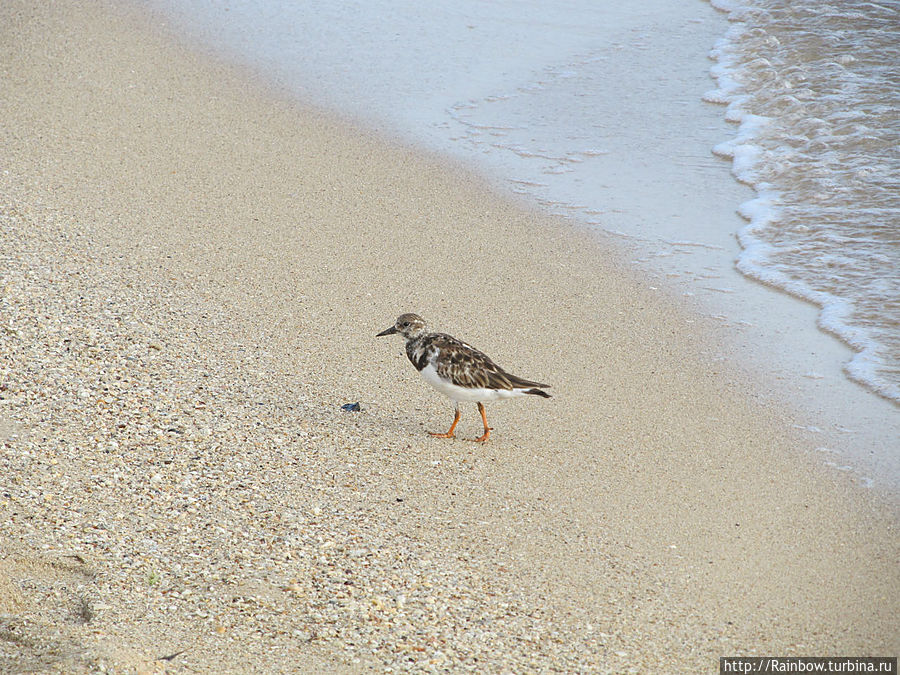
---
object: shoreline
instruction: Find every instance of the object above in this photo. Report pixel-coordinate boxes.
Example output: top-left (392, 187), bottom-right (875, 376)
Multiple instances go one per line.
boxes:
top-left (146, 0), bottom-right (900, 490)
top-left (1, 1), bottom-right (897, 672)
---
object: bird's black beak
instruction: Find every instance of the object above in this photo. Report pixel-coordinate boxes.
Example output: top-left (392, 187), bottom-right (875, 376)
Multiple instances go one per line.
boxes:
top-left (376, 326), bottom-right (397, 337)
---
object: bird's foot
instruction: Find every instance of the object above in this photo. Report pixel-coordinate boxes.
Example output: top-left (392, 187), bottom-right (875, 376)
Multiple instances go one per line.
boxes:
top-left (470, 428), bottom-right (492, 443)
top-left (428, 430), bottom-right (456, 439)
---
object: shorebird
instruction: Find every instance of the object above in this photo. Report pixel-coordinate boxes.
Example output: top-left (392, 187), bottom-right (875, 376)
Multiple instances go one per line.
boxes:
top-left (376, 313), bottom-right (551, 442)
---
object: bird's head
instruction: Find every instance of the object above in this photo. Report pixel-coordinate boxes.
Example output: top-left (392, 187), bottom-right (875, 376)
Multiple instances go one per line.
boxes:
top-left (376, 313), bottom-right (428, 340)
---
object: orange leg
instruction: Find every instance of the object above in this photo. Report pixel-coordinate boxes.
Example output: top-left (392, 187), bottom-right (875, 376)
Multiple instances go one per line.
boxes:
top-left (471, 402), bottom-right (492, 443)
top-left (428, 406), bottom-right (461, 439)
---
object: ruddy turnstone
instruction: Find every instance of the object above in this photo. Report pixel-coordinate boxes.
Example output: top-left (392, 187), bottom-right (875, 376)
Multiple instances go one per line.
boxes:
top-left (376, 313), bottom-right (550, 442)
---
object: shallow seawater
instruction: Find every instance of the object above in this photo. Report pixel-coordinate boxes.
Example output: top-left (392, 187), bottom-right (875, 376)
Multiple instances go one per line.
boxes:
top-left (708, 0), bottom-right (900, 404)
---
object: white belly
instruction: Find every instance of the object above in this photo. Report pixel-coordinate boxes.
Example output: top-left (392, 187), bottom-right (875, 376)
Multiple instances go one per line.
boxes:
top-left (419, 363), bottom-right (526, 403)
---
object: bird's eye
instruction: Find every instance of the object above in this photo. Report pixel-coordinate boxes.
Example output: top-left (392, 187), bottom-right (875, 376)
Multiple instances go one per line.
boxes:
top-left (402, 322), bottom-right (409, 327)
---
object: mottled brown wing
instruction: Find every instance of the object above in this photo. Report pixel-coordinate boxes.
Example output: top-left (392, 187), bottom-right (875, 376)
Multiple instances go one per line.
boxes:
top-left (430, 333), bottom-right (549, 390)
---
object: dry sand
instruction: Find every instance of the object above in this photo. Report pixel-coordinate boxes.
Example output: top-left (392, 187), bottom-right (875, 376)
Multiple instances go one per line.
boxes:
top-left (1, 1), bottom-right (897, 672)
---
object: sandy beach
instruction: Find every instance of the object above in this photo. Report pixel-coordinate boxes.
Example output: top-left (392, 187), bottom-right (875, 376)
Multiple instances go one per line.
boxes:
top-left (1, 1), bottom-right (897, 672)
